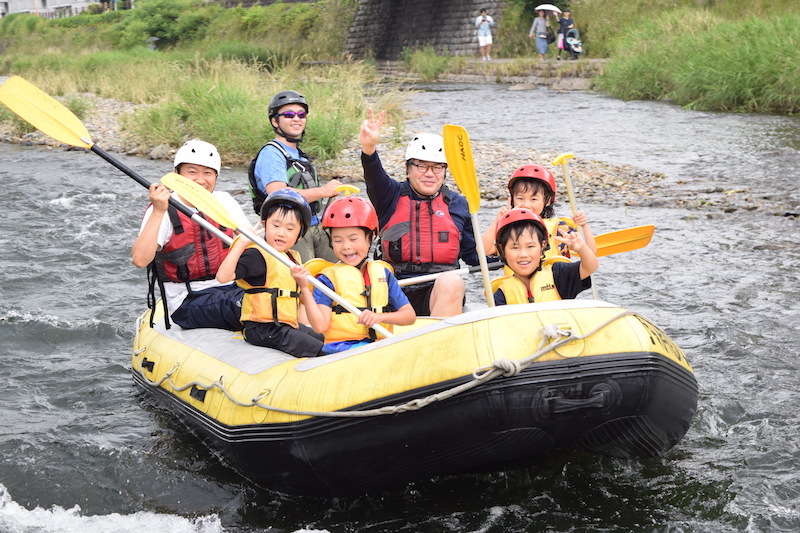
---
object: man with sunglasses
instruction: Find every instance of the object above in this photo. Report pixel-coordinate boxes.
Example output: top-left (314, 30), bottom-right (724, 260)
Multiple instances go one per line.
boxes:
top-left (248, 90), bottom-right (340, 263)
top-left (359, 108), bottom-right (482, 317)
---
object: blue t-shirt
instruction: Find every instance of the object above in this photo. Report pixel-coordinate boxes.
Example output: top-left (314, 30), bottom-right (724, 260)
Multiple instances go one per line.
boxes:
top-left (313, 266), bottom-right (410, 353)
top-left (313, 267), bottom-right (409, 311)
top-left (254, 140), bottom-right (320, 225)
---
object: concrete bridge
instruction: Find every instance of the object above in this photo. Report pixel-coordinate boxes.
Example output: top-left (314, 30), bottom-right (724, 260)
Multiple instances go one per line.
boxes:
top-left (346, 0), bottom-right (506, 59)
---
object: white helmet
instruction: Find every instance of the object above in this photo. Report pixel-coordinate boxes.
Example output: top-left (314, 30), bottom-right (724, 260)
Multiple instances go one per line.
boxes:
top-left (174, 139), bottom-right (221, 174)
top-left (404, 133), bottom-right (447, 164)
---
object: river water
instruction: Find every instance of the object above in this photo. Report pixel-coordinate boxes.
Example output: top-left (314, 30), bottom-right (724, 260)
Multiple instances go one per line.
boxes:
top-left (1, 84), bottom-right (799, 532)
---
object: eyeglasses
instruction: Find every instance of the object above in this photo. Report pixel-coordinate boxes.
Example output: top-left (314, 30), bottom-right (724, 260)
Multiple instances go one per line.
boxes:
top-left (277, 110), bottom-right (308, 119)
top-left (411, 162), bottom-right (447, 174)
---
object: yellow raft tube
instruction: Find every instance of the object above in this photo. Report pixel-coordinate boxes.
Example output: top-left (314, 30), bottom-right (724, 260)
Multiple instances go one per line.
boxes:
top-left (131, 299), bottom-right (697, 496)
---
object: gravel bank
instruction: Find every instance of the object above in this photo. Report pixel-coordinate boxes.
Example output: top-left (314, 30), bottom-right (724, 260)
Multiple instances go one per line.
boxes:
top-left (1, 92), bottom-right (785, 215)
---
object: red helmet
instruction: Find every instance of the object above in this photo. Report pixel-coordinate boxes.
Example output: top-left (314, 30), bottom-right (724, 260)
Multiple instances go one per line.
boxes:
top-left (507, 165), bottom-right (557, 203)
top-left (322, 196), bottom-right (378, 231)
top-left (495, 208), bottom-right (548, 243)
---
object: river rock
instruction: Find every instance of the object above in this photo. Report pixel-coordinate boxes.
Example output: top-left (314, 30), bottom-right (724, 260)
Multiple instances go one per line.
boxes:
top-left (148, 143), bottom-right (172, 160)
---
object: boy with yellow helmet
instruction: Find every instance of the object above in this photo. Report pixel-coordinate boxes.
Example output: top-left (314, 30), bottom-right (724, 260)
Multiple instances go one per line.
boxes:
top-left (297, 196), bottom-right (416, 354)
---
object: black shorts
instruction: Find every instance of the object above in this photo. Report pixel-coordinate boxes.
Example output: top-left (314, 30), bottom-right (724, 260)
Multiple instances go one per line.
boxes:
top-left (401, 281), bottom-right (435, 316)
top-left (242, 321), bottom-right (324, 357)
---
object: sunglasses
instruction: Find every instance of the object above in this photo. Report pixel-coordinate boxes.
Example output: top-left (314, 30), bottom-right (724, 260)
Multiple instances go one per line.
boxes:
top-left (276, 110), bottom-right (308, 119)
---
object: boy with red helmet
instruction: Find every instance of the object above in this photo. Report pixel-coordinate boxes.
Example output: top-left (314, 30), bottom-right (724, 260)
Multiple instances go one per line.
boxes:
top-left (297, 196), bottom-right (416, 354)
top-left (491, 208), bottom-right (598, 305)
top-left (482, 164), bottom-right (597, 262)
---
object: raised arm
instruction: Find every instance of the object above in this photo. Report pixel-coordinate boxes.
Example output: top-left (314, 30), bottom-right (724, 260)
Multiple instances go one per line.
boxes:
top-left (359, 107), bottom-right (385, 156)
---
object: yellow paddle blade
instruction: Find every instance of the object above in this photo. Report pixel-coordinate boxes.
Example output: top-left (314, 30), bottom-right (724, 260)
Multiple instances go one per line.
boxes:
top-left (443, 124), bottom-right (480, 214)
top-left (0, 76), bottom-right (93, 149)
top-left (594, 225), bottom-right (655, 256)
top-left (551, 153), bottom-right (575, 167)
top-left (160, 173), bottom-right (238, 229)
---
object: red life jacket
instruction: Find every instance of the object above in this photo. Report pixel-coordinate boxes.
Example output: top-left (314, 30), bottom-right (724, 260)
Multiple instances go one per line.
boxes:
top-left (153, 206), bottom-right (234, 283)
top-left (380, 187), bottom-right (461, 274)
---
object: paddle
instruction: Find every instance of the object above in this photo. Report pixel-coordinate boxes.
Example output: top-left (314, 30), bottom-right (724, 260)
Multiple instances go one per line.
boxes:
top-left (584, 225), bottom-right (655, 257)
top-left (442, 124), bottom-right (495, 307)
top-left (399, 262), bottom-right (504, 287)
top-left (161, 173), bottom-right (393, 339)
top-left (399, 224), bottom-right (655, 287)
top-left (552, 152), bottom-right (598, 298)
top-left (0, 75), bottom-right (232, 244)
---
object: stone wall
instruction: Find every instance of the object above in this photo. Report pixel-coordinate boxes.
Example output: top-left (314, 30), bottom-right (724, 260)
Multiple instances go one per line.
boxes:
top-left (346, 0), bottom-right (506, 60)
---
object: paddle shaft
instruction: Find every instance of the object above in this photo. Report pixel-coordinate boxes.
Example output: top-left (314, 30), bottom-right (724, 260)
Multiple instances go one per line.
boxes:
top-left (398, 261), bottom-right (504, 287)
top-left (557, 158), bottom-right (598, 299)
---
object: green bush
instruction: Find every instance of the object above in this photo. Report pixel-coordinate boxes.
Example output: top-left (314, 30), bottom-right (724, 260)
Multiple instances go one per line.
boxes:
top-left (400, 46), bottom-right (451, 82)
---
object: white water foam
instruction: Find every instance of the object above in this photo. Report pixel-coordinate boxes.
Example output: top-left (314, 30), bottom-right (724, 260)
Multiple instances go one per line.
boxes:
top-left (0, 484), bottom-right (224, 533)
top-left (0, 484), bottom-right (333, 533)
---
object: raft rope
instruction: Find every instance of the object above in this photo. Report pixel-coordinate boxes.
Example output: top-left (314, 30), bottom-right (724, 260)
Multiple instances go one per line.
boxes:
top-left (136, 310), bottom-right (638, 418)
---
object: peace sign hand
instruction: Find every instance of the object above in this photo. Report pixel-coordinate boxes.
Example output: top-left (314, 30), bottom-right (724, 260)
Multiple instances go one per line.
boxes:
top-left (360, 107), bottom-right (386, 156)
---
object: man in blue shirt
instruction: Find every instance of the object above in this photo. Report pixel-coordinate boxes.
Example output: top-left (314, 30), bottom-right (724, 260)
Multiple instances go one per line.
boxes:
top-left (248, 90), bottom-right (341, 262)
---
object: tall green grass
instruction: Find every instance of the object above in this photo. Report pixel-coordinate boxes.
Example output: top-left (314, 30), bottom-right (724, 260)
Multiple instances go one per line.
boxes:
top-left (596, 10), bottom-right (800, 113)
top-left (399, 46), bottom-right (453, 82)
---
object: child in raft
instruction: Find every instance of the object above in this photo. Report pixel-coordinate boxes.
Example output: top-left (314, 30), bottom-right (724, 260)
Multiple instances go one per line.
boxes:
top-left (482, 164), bottom-right (597, 262)
top-left (216, 188), bottom-right (325, 356)
top-left (296, 196), bottom-right (416, 354)
top-left (492, 208), bottom-right (598, 305)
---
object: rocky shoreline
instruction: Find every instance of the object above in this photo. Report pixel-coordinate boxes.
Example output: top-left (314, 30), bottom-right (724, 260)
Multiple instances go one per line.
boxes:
top-left (0, 92), bottom-right (783, 215)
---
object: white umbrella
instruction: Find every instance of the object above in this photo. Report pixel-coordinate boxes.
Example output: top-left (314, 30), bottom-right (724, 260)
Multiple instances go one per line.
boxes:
top-left (534, 4), bottom-right (562, 13)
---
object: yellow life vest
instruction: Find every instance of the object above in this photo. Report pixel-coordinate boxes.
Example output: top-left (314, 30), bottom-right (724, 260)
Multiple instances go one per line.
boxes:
top-left (318, 261), bottom-right (394, 343)
top-left (490, 261), bottom-right (565, 305)
top-left (237, 246), bottom-right (301, 327)
top-left (543, 217), bottom-right (577, 262)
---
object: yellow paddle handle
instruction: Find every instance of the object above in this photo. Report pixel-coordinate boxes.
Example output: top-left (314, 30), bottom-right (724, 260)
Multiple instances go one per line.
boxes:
top-left (336, 184), bottom-right (360, 196)
top-left (552, 153), bottom-right (575, 166)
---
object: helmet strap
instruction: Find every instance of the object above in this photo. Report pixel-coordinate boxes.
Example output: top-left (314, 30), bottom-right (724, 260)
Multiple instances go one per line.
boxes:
top-left (272, 120), bottom-right (305, 145)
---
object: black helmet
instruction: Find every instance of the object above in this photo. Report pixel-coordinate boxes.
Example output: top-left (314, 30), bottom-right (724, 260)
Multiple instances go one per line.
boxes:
top-left (259, 188), bottom-right (312, 238)
top-left (268, 90), bottom-right (308, 119)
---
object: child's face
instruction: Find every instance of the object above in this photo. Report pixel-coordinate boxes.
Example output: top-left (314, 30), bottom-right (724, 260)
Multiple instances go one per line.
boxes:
top-left (501, 228), bottom-right (545, 278)
top-left (330, 227), bottom-right (371, 267)
top-left (178, 163), bottom-right (217, 192)
top-left (511, 182), bottom-right (548, 216)
top-left (264, 210), bottom-right (302, 252)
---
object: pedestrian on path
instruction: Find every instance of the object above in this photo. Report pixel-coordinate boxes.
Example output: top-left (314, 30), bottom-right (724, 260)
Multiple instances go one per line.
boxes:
top-left (475, 8), bottom-right (495, 61)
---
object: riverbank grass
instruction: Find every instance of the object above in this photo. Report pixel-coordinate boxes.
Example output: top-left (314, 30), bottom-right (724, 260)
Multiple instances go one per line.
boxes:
top-left (596, 10), bottom-right (800, 113)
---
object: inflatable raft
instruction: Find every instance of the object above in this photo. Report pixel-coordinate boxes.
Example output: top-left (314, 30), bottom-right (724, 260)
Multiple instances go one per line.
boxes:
top-left (131, 300), bottom-right (698, 496)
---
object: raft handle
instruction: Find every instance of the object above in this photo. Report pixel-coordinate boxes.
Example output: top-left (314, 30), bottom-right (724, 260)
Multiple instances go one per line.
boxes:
top-left (547, 390), bottom-right (608, 414)
top-left (190, 385), bottom-right (207, 402)
top-left (538, 381), bottom-right (621, 417)
top-left (141, 358), bottom-right (155, 372)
